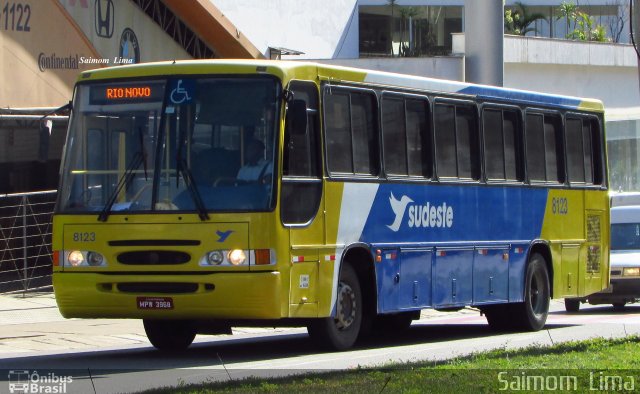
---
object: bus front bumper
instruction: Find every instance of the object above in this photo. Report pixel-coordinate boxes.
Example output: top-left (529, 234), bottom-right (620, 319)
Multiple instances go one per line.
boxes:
top-left (53, 271), bottom-right (283, 320)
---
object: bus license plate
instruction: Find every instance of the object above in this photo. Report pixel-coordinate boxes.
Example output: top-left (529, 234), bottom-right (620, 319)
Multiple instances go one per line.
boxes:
top-left (137, 297), bottom-right (174, 310)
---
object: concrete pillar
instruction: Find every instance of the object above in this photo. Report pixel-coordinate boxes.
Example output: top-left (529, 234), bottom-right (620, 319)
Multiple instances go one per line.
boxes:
top-left (464, 0), bottom-right (504, 86)
top-left (634, 0), bottom-right (640, 91)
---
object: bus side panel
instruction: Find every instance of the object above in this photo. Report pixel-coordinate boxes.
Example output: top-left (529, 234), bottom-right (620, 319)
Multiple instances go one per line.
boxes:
top-left (540, 189), bottom-right (608, 299)
top-left (376, 247), bottom-right (432, 312)
top-left (584, 190), bottom-right (610, 296)
top-left (326, 182), bottom-right (549, 314)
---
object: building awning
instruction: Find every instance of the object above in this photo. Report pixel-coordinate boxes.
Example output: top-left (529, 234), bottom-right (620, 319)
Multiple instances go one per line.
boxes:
top-left (163, 0), bottom-right (264, 59)
top-left (268, 47), bottom-right (305, 60)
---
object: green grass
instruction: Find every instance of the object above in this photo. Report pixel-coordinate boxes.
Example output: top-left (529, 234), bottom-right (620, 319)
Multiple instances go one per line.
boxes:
top-left (143, 336), bottom-right (640, 394)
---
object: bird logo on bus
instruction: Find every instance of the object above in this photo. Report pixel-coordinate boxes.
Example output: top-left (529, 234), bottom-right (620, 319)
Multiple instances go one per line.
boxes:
top-left (387, 192), bottom-right (454, 232)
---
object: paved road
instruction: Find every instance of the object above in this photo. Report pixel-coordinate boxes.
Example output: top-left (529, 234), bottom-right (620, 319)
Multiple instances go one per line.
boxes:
top-left (0, 293), bottom-right (639, 393)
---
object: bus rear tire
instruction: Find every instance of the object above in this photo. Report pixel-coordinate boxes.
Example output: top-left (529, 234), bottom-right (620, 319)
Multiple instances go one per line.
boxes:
top-left (143, 319), bottom-right (196, 352)
top-left (512, 253), bottom-right (550, 331)
top-left (307, 264), bottom-right (362, 351)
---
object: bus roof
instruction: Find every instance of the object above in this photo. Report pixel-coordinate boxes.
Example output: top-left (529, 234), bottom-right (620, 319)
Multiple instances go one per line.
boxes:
top-left (78, 59), bottom-right (604, 113)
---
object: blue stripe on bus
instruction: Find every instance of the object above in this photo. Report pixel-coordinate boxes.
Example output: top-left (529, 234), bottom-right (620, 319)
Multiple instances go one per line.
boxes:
top-left (360, 184), bottom-right (548, 243)
top-left (459, 85), bottom-right (583, 108)
top-left (358, 184), bottom-right (548, 312)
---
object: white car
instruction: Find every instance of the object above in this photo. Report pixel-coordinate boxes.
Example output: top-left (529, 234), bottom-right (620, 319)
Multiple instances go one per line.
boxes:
top-left (565, 196), bottom-right (640, 312)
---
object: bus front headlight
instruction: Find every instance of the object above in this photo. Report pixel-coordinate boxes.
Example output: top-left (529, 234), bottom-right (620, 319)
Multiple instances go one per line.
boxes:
top-left (67, 250), bottom-right (84, 266)
top-left (64, 250), bottom-right (107, 267)
top-left (206, 251), bottom-right (224, 265)
top-left (227, 249), bottom-right (247, 265)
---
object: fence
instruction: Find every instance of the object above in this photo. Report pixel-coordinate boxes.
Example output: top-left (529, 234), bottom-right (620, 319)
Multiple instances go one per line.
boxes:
top-left (0, 190), bottom-right (56, 293)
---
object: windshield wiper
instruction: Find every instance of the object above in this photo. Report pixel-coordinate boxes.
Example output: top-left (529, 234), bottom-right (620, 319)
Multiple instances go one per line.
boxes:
top-left (98, 127), bottom-right (148, 222)
top-left (176, 157), bottom-right (209, 221)
top-left (175, 121), bottom-right (208, 221)
top-left (97, 152), bottom-right (144, 222)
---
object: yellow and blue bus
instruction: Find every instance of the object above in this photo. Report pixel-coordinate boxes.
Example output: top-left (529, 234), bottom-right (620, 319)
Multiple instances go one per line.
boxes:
top-left (53, 60), bottom-right (609, 351)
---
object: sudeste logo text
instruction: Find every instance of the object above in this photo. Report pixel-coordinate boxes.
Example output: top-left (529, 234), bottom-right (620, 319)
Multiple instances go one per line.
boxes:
top-left (387, 192), bottom-right (454, 232)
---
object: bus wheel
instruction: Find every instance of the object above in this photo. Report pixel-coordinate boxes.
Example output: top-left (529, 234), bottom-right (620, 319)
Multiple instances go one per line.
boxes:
top-left (143, 319), bottom-right (196, 352)
top-left (564, 298), bottom-right (580, 313)
top-left (512, 253), bottom-right (550, 331)
top-left (307, 264), bottom-right (362, 350)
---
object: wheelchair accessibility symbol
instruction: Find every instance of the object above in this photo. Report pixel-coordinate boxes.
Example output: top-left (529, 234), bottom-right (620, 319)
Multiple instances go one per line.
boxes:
top-left (169, 79), bottom-right (194, 104)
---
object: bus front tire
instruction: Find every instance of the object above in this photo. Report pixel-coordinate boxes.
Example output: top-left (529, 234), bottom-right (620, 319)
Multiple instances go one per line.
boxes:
top-left (512, 253), bottom-right (550, 331)
top-left (307, 264), bottom-right (362, 351)
top-left (143, 319), bottom-right (196, 352)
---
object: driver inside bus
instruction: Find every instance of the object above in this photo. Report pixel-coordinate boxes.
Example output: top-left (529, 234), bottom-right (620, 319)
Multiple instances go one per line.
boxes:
top-left (237, 138), bottom-right (272, 183)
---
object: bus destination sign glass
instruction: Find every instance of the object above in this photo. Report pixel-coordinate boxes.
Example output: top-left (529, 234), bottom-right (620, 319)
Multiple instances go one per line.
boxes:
top-left (89, 82), bottom-right (165, 105)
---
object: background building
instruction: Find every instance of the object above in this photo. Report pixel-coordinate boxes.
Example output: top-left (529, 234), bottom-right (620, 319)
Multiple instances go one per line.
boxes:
top-left (0, 0), bottom-right (260, 195)
top-left (0, 0), bottom-right (638, 292)
top-left (214, 0), bottom-right (640, 191)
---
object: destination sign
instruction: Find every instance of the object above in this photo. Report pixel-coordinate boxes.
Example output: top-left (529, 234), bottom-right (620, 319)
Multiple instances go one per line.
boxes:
top-left (89, 82), bottom-right (165, 104)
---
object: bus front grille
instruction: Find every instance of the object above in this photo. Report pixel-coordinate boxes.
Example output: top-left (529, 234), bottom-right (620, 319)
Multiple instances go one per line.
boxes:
top-left (117, 282), bottom-right (198, 294)
top-left (117, 251), bottom-right (191, 265)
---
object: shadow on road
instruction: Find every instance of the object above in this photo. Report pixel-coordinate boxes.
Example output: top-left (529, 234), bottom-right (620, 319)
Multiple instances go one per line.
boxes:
top-left (0, 320), bottom-right (576, 374)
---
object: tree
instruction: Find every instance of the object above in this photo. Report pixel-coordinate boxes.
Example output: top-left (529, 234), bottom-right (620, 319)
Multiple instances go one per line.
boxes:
top-left (557, 1), bottom-right (609, 42)
top-left (556, 1), bottom-right (578, 37)
top-left (398, 6), bottom-right (420, 56)
top-left (606, 0), bottom-right (628, 43)
top-left (504, 1), bottom-right (547, 36)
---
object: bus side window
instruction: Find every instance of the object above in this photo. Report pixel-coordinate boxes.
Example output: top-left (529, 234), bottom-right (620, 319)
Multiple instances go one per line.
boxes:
top-left (566, 115), bottom-right (603, 186)
top-left (324, 87), bottom-right (379, 177)
top-left (526, 112), bottom-right (564, 183)
top-left (325, 91), bottom-right (353, 173)
top-left (434, 101), bottom-right (479, 180)
top-left (483, 107), bottom-right (522, 182)
top-left (406, 98), bottom-right (432, 178)
top-left (587, 118), bottom-right (604, 186)
top-left (381, 95), bottom-right (431, 179)
top-left (566, 117), bottom-right (587, 184)
top-left (382, 95), bottom-right (408, 175)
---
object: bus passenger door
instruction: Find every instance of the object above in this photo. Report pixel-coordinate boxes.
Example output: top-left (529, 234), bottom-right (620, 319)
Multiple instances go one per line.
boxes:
top-left (281, 81), bottom-right (324, 317)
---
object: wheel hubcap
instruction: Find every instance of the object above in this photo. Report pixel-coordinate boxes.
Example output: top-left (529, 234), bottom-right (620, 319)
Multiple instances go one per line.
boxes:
top-left (530, 272), bottom-right (545, 316)
top-left (335, 282), bottom-right (356, 330)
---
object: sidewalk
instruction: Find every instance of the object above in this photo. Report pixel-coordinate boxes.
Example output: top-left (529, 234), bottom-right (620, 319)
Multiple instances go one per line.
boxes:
top-left (0, 292), bottom-right (64, 326)
top-left (0, 292), bottom-right (484, 356)
top-left (0, 292), bottom-right (149, 355)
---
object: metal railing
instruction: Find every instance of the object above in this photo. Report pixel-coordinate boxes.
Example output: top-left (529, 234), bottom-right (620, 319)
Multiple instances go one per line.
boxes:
top-left (0, 190), bottom-right (56, 293)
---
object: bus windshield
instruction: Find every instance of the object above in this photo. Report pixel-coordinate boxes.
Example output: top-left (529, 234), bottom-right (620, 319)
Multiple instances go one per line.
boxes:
top-left (58, 76), bottom-right (280, 216)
